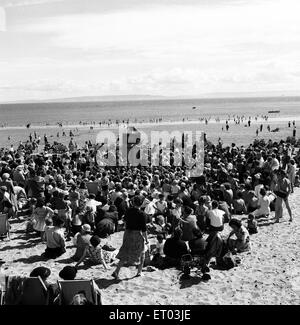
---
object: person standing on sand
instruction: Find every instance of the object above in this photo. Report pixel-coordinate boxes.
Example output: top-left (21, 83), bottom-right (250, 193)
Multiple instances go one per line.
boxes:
top-left (112, 196), bottom-right (148, 279)
top-left (286, 159), bottom-right (296, 193)
top-left (274, 169), bottom-right (292, 223)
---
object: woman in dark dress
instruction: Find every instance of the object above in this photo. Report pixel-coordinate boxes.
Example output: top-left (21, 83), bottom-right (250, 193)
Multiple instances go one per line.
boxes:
top-left (112, 196), bottom-right (148, 279)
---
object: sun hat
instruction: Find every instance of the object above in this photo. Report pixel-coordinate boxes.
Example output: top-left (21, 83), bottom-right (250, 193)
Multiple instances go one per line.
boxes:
top-left (81, 224), bottom-right (92, 233)
top-left (59, 266), bottom-right (77, 280)
top-left (2, 173), bottom-right (10, 180)
top-left (30, 266), bottom-right (51, 279)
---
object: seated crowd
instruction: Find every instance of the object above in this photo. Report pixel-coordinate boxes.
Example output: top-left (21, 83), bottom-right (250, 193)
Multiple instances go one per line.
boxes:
top-left (0, 136), bottom-right (298, 304)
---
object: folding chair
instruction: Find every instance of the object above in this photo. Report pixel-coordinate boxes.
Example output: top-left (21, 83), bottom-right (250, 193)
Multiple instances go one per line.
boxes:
top-left (19, 277), bottom-right (49, 305)
top-left (3, 276), bottom-right (49, 305)
top-left (0, 213), bottom-right (10, 240)
top-left (57, 279), bottom-right (102, 305)
top-left (0, 272), bottom-right (5, 305)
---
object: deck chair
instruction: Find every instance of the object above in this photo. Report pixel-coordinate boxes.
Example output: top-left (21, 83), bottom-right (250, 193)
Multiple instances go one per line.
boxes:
top-left (0, 213), bottom-right (10, 240)
top-left (0, 273), bottom-right (5, 306)
top-left (2, 276), bottom-right (49, 305)
top-left (57, 280), bottom-right (102, 305)
top-left (19, 277), bottom-right (49, 305)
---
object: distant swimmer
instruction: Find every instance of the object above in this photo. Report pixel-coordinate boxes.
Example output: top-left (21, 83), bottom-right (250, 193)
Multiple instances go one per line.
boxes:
top-left (192, 107), bottom-right (196, 110)
top-left (26, 123), bottom-right (31, 129)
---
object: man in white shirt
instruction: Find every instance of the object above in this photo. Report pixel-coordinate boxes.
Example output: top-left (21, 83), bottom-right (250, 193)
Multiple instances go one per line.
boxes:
top-left (207, 200), bottom-right (225, 231)
top-left (270, 154), bottom-right (280, 171)
top-left (85, 194), bottom-right (102, 213)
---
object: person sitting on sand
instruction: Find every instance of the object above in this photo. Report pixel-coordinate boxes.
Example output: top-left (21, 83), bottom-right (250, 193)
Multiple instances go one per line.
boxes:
top-left (150, 234), bottom-right (166, 268)
top-left (195, 196), bottom-right (209, 230)
top-left (33, 198), bottom-right (54, 239)
top-left (188, 228), bottom-right (207, 257)
top-left (81, 206), bottom-right (96, 230)
top-left (170, 197), bottom-right (183, 232)
top-left (43, 216), bottom-right (66, 259)
top-left (246, 191), bottom-right (259, 213)
top-left (71, 207), bottom-right (83, 236)
top-left (252, 188), bottom-right (275, 218)
top-left (217, 191), bottom-right (231, 222)
top-left (233, 191), bottom-right (247, 215)
top-left (154, 193), bottom-right (168, 216)
top-left (179, 206), bottom-right (199, 242)
top-left (163, 228), bottom-right (188, 268)
top-left (75, 235), bottom-right (109, 270)
top-left (103, 205), bottom-right (119, 231)
top-left (0, 185), bottom-right (13, 214)
top-left (25, 198), bottom-right (38, 234)
top-left (206, 200), bottom-right (225, 234)
top-left (227, 218), bottom-right (250, 253)
top-left (247, 214), bottom-right (258, 234)
top-left (72, 224), bottom-right (92, 262)
top-left (148, 215), bottom-right (167, 237)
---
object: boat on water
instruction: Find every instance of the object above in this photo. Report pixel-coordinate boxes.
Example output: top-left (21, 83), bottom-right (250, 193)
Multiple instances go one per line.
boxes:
top-left (268, 110), bottom-right (280, 113)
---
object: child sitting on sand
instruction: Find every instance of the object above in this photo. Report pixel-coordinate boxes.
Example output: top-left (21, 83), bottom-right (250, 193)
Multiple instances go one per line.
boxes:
top-left (227, 219), bottom-right (250, 253)
top-left (150, 234), bottom-right (166, 268)
top-left (75, 235), bottom-right (109, 270)
top-left (82, 206), bottom-right (96, 231)
top-left (42, 217), bottom-right (54, 242)
top-left (71, 208), bottom-right (83, 236)
top-left (247, 214), bottom-right (258, 234)
top-left (33, 198), bottom-right (54, 240)
top-left (154, 234), bottom-right (166, 256)
top-left (43, 217), bottom-right (66, 259)
top-left (233, 191), bottom-right (247, 215)
top-left (294, 175), bottom-right (300, 187)
top-left (25, 198), bottom-right (37, 234)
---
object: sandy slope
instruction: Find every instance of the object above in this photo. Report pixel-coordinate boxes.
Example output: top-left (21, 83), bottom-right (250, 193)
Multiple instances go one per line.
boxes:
top-left (1, 190), bottom-right (300, 305)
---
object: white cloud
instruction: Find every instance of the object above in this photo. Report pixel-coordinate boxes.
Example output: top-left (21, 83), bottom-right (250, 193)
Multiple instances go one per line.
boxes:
top-left (2, 0), bottom-right (300, 100)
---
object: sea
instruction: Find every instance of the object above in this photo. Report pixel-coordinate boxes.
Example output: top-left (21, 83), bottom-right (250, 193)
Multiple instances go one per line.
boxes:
top-left (0, 96), bottom-right (300, 148)
top-left (0, 96), bottom-right (300, 127)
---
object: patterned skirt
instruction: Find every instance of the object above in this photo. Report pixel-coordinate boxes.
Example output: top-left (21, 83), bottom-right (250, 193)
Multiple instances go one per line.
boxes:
top-left (116, 230), bottom-right (146, 265)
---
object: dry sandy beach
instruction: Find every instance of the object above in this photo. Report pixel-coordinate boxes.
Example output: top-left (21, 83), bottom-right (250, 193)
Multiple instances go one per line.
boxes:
top-left (1, 190), bottom-right (299, 305)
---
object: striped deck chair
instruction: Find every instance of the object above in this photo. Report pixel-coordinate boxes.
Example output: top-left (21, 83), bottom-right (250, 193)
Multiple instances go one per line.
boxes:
top-left (56, 279), bottom-right (102, 305)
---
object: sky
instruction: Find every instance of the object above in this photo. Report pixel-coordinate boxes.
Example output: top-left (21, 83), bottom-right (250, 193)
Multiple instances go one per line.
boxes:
top-left (1, 0), bottom-right (300, 102)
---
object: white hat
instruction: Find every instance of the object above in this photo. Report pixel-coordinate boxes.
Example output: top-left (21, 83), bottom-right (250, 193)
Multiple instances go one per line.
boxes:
top-left (81, 224), bottom-right (92, 233)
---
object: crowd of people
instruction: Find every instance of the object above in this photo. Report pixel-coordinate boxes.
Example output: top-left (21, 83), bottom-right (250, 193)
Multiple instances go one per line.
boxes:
top-left (0, 132), bottom-right (299, 302)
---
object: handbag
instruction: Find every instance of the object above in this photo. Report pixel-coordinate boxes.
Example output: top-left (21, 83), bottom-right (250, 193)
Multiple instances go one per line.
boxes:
top-left (274, 190), bottom-right (287, 199)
